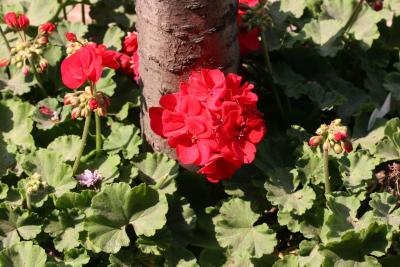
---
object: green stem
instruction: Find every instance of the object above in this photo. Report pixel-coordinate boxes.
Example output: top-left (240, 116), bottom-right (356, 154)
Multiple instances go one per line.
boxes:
top-left (27, 57), bottom-right (47, 98)
top-left (260, 25), bottom-right (285, 121)
top-left (81, 3), bottom-right (86, 24)
top-left (0, 26), bottom-right (11, 51)
top-left (95, 112), bottom-right (102, 157)
top-left (323, 148), bottom-right (331, 195)
top-left (343, 0), bottom-right (365, 34)
top-left (72, 113), bottom-right (92, 175)
top-left (26, 192), bottom-right (32, 210)
top-left (63, 5), bottom-right (68, 20)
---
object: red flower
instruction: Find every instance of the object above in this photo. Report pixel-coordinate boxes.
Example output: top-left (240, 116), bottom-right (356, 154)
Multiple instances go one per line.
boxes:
top-left (66, 32), bottom-right (77, 42)
top-left (341, 140), bottom-right (353, 153)
top-left (39, 106), bottom-right (54, 117)
top-left (122, 32), bottom-right (138, 56)
top-left (334, 131), bottom-right (347, 141)
top-left (93, 43), bottom-right (120, 70)
top-left (61, 45), bottom-right (103, 89)
top-left (39, 22), bottom-right (56, 35)
top-left (149, 68), bottom-right (266, 182)
top-left (237, 0), bottom-right (261, 55)
top-left (4, 12), bottom-right (18, 28)
top-left (17, 14), bottom-right (29, 29)
top-left (199, 153), bottom-right (242, 183)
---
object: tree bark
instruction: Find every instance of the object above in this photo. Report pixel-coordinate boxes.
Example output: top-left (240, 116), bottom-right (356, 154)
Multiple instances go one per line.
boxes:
top-left (136, 0), bottom-right (239, 157)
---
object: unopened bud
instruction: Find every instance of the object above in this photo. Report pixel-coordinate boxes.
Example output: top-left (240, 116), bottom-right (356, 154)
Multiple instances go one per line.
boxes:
top-left (0, 58), bottom-right (9, 67)
top-left (332, 119), bottom-right (341, 126)
top-left (88, 99), bottom-right (98, 110)
top-left (333, 143), bottom-right (343, 154)
top-left (38, 36), bottom-right (48, 45)
top-left (71, 107), bottom-right (81, 119)
top-left (22, 66), bottom-right (30, 76)
top-left (323, 141), bottom-right (330, 151)
top-left (341, 140), bottom-right (353, 153)
top-left (309, 136), bottom-right (322, 147)
top-left (39, 58), bottom-right (48, 71)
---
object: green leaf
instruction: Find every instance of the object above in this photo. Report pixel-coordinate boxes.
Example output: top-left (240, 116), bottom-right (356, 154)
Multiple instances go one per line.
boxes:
top-left (0, 241), bottom-right (47, 267)
top-left (85, 183), bottom-right (168, 253)
top-left (213, 198), bottom-right (277, 259)
top-left (273, 255), bottom-right (299, 267)
top-left (97, 69), bottom-right (117, 96)
top-left (134, 153), bottom-right (178, 195)
top-left (0, 183), bottom-right (8, 200)
top-left (102, 24), bottom-right (125, 50)
top-left (321, 194), bottom-right (361, 243)
top-left (108, 249), bottom-right (137, 267)
top-left (22, 149), bottom-right (76, 197)
top-left (26, 0), bottom-right (60, 26)
top-left (64, 248), bottom-right (90, 267)
top-left (265, 168), bottom-right (316, 215)
top-left (0, 140), bottom-right (15, 177)
top-left (165, 246), bottom-right (199, 267)
top-left (47, 135), bottom-right (81, 162)
top-left (0, 207), bottom-right (42, 249)
top-left (32, 98), bottom-right (62, 130)
top-left (1, 71), bottom-right (36, 95)
top-left (55, 190), bottom-right (95, 211)
top-left (280, 0), bottom-right (307, 17)
top-left (338, 151), bottom-right (376, 193)
top-left (383, 72), bottom-right (400, 100)
top-left (0, 98), bottom-right (35, 149)
top-left (323, 222), bottom-right (389, 260)
top-left (104, 124), bottom-right (142, 160)
top-left (303, 19), bottom-right (342, 45)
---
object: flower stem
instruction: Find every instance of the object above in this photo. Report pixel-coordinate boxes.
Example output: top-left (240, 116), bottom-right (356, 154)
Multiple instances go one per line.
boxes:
top-left (27, 57), bottom-right (47, 98)
top-left (0, 26), bottom-right (11, 51)
top-left (81, 3), bottom-right (86, 24)
top-left (323, 148), bottom-right (331, 195)
top-left (72, 113), bottom-right (92, 175)
top-left (95, 112), bottom-right (102, 157)
top-left (260, 25), bottom-right (285, 121)
top-left (26, 192), bottom-right (32, 210)
top-left (343, 0), bottom-right (365, 34)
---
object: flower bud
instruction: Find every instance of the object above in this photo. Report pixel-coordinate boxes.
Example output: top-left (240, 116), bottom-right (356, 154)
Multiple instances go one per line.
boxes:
top-left (88, 99), bottom-right (98, 110)
top-left (41, 181), bottom-right (48, 187)
top-left (309, 136), bottom-right (322, 147)
top-left (39, 22), bottom-right (56, 35)
top-left (37, 36), bottom-right (48, 45)
top-left (22, 65), bottom-right (30, 76)
top-left (0, 58), bottom-right (9, 67)
top-left (97, 107), bottom-right (106, 117)
top-left (39, 58), bottom-right (48, 71)
top-left (331, 119), bottom-right (341, 126)
top-left (80, 107), bottom-right (89, 118)
top-left (71, 107), bottom-right (81, 119)
top-left (17, 14), bottom-right (29, 29)
top-left (16, 62), bottom-right (23, 68)
top-left (64, 94), bottom-right (72, 105)
top-left (341, 140), bottom-right (353, 153)
top-left (66, 32), bottom-right (77, 42)
top-left (4, 12), bottom-right (18, 28)
top-left (31, 184), bottom-right (39, 192)
top-left (333, 143), bottom-right (343, 154)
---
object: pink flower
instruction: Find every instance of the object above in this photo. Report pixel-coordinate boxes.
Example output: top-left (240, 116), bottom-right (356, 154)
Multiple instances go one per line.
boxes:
top-left (61, 45), bottom-right (103, 89)
top-left (76, 170), bottom-right (102, 187)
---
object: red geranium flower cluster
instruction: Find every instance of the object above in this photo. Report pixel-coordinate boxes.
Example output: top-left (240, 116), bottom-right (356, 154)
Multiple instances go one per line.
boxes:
top-left (238, 0), bottom-right (261, 55)
top-left (117, 32), bottom-right (140, 83)
top-left (149, 69), bottom-right (266, 183)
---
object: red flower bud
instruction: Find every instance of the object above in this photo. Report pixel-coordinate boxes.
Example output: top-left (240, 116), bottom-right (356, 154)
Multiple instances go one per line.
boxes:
top-left (66, 32), bottom-right (77, 42)
top-left (71, 107), bottom-right (81, 119)
top-left (17, 14), bottom-right (29, 29)
top-left (38, 36), bottom-right (48, 45)
top-left (64, 96), bottom-right (71, 105)
top-left (333, 132), bottom-right (347, 141)
top-left (341, 140), bottom-right (353, 153)
top-left (39, 22), bottom-right (56, 35)
top-left (88, 99), bottom-right (99, 110)
top-left (309, 136), bottom-right (322, 147)
top-left (22, 66), bottom-right (30, 76)
top-left (373, 1), bottom-right (383, 11)
top-left (0, 58), bottom-right (9, 67)
top-left (4, 12), bottom-right (18, 28)
top-left (333, 143), bottom-right (343, 154)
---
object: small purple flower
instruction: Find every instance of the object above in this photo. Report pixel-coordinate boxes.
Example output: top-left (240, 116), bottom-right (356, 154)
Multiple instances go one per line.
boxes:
top-left (76, 170), bottom-right (102, 187)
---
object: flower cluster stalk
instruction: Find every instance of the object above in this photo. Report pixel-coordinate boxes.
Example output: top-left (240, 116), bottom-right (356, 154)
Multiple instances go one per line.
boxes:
top-left (72, 112), bottom-right (92, 175)
top-left (0, 27), bottom-right (11, 51)
top-left (323, 147), bottom-right (331, 195)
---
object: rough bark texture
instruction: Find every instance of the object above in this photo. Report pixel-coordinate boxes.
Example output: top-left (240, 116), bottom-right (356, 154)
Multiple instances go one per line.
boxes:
top-left (136, 0), bottom-right (239, 157)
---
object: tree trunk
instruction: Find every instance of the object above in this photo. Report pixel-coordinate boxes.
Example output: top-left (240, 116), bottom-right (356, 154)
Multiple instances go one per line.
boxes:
top-left (136, 0), bottom-right (239, 157)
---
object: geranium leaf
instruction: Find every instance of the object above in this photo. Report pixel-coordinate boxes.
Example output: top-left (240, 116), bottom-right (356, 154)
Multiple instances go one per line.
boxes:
top-left (80, 154), bottom-right (121, 184)
top-left (213, 198), bottom-right (277, 259)
top-left (22, 149), bottom-right (76, 197)
top-left (134, 152), bottom-right (178, 195)
top-left (0, 207), bottom-right (42, 249)
top-left (338, 151), bottom-right (376, 193)
top-left (0, 241), bottom-right (47, 267)
top-left (104, 124), bottom-right (142, 160)
top-left (280, 0), bottom-right (306, 18)
top-left (102, 24), bottom-right (125, 50)
top-left (47, 135), bottom-right (81, 162)
top-left (85, 183), bottom-right (168, 253)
